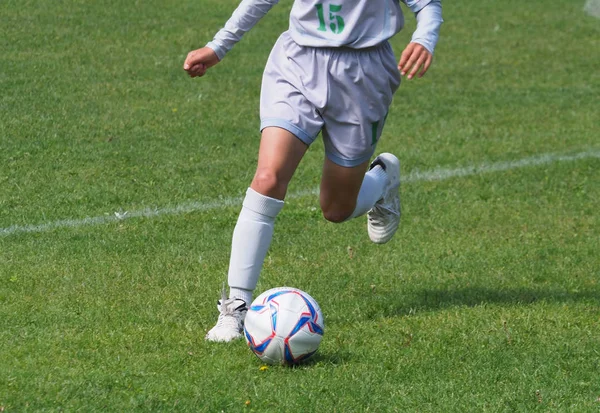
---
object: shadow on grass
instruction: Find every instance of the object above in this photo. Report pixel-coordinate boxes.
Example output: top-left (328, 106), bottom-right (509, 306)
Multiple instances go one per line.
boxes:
top-left (305, 349), bottom-right (351, 366)
top-left (252, 350), bottom-right (349, 369)
top-left (385, 286), bottom-right (600, 317)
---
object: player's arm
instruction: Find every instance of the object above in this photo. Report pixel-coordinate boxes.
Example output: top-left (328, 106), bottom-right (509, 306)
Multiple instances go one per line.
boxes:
top-left (398, 0), bottom-right (443, 79)
top-left (184, 0), bottom-right (280, 78)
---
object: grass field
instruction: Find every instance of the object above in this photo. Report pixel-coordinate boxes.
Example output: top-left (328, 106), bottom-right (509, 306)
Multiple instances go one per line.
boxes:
top-left (1, 0), bottom-right (599, 411)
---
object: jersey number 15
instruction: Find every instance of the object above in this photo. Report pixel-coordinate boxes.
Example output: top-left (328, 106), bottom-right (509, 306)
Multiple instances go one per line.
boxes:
top-left (315, 3), bottom-right (345, 34)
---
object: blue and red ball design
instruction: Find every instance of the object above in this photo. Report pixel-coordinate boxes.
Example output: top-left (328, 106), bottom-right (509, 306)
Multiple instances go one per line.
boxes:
top-left (244, 287), bottom-right (324, 365)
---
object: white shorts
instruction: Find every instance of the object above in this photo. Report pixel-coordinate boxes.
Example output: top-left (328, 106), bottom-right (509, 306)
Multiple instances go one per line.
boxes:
top-left (260, 31), bottom-right (401, 167)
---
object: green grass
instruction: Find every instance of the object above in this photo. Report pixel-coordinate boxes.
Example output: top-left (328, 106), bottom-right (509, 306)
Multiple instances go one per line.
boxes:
top-left (1, 0), bottom-right (599, 411)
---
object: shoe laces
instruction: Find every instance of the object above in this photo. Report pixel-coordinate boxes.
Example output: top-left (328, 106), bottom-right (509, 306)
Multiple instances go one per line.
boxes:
top-left (214, 287), bottom-right (247, 329)
top-left (368, 204), bottom-right (399, 224)
top-left (214, 309), bottom-right (243, 331)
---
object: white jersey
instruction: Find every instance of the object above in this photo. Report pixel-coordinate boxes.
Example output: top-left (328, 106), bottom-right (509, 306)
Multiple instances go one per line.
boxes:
top-left (206, 0), bottom-right (442, 60)
top-left (289, 0), bottom-right (422, 49)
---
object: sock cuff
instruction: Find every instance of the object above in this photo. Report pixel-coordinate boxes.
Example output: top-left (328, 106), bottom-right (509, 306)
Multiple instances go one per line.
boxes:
top-left (368, 164), bottom-right (387, 180)
top-left (243, 187), bottom-right (284, 218)
top-left (229, 287), bottom-right (254, 305)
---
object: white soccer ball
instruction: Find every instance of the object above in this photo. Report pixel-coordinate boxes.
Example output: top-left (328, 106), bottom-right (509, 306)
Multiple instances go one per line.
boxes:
top-left (244, 287), bottom-right (324, 365)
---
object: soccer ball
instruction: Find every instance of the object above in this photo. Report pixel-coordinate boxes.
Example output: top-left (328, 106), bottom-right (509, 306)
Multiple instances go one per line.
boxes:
top-left (244, 287), bottom-right (324, 365)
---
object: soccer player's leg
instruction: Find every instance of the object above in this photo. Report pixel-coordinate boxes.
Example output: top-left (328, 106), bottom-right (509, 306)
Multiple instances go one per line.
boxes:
top-left (365, 153), bottom-right (401, 244)
top-left (319, 158), bottom-right (372, 223)
top-left (250, 127), bottom-right (309, 200)
top-left (205, 127), bottom-right (308, 342)
top-left (321, 40), bottom-right (401, 243)
top-left (206, 32), bottom-right (322, 342)
top-left (319, 73), bottom-right (401, 243)
top-left (319, 153), bottom-right (400, 244)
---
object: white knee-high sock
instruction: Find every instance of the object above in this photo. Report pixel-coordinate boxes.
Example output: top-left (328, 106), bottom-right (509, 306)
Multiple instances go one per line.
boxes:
top-left (228, 188), bottom-right (284, 304)
top-left (348, 165), bottom-right (387, 219)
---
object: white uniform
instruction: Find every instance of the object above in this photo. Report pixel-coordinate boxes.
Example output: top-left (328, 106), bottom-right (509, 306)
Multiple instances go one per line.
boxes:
top-left (289, 0), bottom-right (421, 48)
top-left (206, 0), bottom-right (443, 166)
top-left (207, 0), bottom-right (442, 58)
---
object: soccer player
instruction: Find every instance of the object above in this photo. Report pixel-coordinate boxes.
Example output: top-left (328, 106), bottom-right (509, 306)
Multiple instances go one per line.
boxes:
top-left (184, 0), bottom-right (443, 342)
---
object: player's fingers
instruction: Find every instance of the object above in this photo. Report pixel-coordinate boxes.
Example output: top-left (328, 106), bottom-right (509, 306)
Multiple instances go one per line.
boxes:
top-left (183, 54), bottom-right (194, 70)
top-left (192, 63), bottom-right (206, 74)
top-left (418, 54), bottom-right (433, 78)
top-left (404, 53), bottom-right (423, 79)
top-left (407, 54), bottom-right (427, 79)
top-left (399, 43), bottom-right (420, 69)
top-left (398, 45), bottom-right (414, 76)
top-left (184, 51), bottom-right (202, 70)
top-left (398, 47), bottom-right (413, 70)
top-left (186, 63), bottom-right (207, 77)
top-left (400, 52), bottom-right (419, 76)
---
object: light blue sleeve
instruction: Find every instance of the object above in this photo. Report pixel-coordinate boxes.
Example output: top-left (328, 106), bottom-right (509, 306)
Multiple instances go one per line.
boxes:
top-left (408, 0), bottom-right (443, 54)
top-left (401, 0), bottom-right (435, 13)
top-left (205, 0), bottom-right (280, 60)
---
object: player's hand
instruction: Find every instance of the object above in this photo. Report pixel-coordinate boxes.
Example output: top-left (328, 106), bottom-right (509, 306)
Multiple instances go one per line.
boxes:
top-left (183, 47), bottom-right (220, 78)
top-left (398, 42), bottom-right (433, 80)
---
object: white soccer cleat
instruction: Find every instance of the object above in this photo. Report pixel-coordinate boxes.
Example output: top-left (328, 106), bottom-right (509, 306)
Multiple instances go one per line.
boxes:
top-left (205, 289), bottom-right (248, 342)
top-left (367, 153), bottom-right (401, 244)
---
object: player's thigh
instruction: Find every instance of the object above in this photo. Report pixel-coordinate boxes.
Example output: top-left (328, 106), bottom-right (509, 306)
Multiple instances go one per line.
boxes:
top-left (321, 42), bottom-right (400, 168)
top-left (251, 127), bottom-right (309, 200)
top-left (319, 157), bottom-right (370, 220)
top-left (260, 32), bottom-right (324, 149)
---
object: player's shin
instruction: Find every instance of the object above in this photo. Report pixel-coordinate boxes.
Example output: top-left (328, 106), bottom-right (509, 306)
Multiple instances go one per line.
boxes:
top-left (346, 164), bottom-right (387, 220)
top-left (227, 187), bottom-right (284, 305)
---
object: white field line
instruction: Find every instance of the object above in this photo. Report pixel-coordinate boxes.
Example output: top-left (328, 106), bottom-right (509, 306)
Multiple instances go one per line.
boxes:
top-left (1, 149), bottom-right (599, 237)
top-left (584, 0), bottom-right (600, 18)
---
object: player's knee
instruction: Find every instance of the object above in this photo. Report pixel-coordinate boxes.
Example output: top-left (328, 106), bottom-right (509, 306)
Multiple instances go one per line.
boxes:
top-left (251, 168), bottom-right (288, 199)
top-left (321, 205), bottom-right (353, 223)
